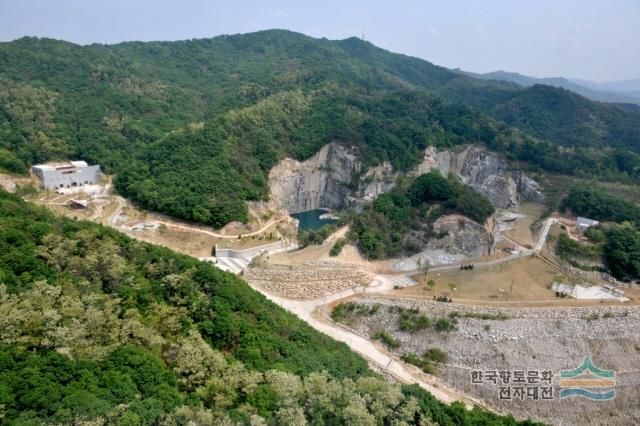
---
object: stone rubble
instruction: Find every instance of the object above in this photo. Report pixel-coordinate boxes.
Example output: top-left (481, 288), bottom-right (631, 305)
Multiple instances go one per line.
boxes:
top-left (244, 260), bottom-right (374, 299)
top-left (336, 296), bottom-right (640, 426)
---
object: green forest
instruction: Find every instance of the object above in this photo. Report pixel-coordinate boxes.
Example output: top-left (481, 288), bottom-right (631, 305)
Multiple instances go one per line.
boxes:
top-left (560, 187), bottom-right (640, 280)
top-left (1, 30), bottom-right (639, 227)
top-left (0, 190), bottom-right (543, 425)
top-left (349, 171), bottom-right (495, 259)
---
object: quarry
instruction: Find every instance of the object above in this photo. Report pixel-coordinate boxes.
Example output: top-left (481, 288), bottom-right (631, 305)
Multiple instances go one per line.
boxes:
top-left (5, 143), bottom-right (640, 425)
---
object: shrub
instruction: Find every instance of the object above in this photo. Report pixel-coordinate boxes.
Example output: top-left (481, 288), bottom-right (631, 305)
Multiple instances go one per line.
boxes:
top-left (329, 238), bottom-right (347, 256)
top-left (434, 317), bottom-right (457, 332)
top-left (398, 309), bottom-right (432, 332)
top-left (372, 331), bottom-right (401, 349)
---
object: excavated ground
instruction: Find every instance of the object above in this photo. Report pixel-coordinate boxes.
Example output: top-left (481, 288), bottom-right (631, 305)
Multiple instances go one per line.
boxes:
top-left (335, 296), bottom-right (640, 426)
top-left (243, 260), bottom-right (374, 299)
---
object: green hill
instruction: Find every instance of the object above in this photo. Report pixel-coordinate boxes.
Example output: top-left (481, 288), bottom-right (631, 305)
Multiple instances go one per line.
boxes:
top-left (1, 29), bottom-right (639, 226)
top-left (0, 189), bottom-right (544, 425)
top-left (459, 69), bottom-right (640, 105)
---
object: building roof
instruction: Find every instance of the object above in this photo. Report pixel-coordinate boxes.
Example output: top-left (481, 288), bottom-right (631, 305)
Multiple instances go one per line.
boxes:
top-left (33, 160), bottom-right (91, 171)
top-left (577, 217), bottom-right (599, 227)
top-left (67, 199), bottom-right (89, 207)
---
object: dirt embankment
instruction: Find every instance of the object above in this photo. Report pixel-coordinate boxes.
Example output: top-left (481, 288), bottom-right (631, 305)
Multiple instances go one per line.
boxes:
top-left (244, 260), bottom-right (374, 300)
top-left (335, 296), bottom-right (640, 426)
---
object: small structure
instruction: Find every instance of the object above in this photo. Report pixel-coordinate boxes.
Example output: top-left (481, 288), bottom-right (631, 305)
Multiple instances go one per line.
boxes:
top-left (66, 199), bottom-right (88, 209)
top-left (32, 161), bottom-right (101, 190)
top-left (552, 282), bottom-right (628, 302)
top-left (576, 217), bottom-right (599, 234)
top-left (504, 245), bottom-right (520, 254)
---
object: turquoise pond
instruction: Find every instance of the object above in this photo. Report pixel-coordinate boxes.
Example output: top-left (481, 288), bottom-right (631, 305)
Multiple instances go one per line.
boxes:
top-left (291, 209), bottom-right (338, 231)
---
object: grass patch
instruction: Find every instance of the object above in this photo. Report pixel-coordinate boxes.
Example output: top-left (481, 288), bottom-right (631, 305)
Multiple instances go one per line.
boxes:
top-left (448, 311), bottom-right (510, 321)
top-left (434, 317), bottom-right (457, 332)
top-left (329, 238), bottom-right (347, 256)
top-left (372, 331), bottom-right (401, 349)
top-left (402, 348), bottom-right (448, 374)
top-left (331, 302), bottom-right (381, 322)
top-left (581, 312), bottom-right (600, 321)
top-left (398, 308), bottom-right (432, 332)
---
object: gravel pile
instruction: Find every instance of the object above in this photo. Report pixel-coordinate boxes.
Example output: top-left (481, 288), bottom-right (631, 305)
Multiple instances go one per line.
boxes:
top-left (244, 260), bottom-right (373, 299)
top-left (338, 296), bottom-right (640, 426)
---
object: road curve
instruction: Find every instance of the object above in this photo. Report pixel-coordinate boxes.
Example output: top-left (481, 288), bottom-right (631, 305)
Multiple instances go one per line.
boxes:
top-left (247, 275), bottom-right (485, 408)
top-left (153, 218), bottom-right (280, 239)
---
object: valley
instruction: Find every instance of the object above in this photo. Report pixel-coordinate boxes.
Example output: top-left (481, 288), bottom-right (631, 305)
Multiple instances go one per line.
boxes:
top-left (6, 138), bottom-right (640, 425)
top-left (1, 23), bottom-right (639, 425)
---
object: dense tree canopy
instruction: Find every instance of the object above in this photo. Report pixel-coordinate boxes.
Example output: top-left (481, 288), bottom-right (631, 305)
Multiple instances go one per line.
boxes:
top-left (349, 171), bottom-right (495, 259)
top-left (560, 187), bottom-right (640, 225)
top-left (1, 31), bottom-right (639, 227)
top-left (0, 190), bottom-right (541, 424)
top-left (604, 224), bottom-right (640, 280)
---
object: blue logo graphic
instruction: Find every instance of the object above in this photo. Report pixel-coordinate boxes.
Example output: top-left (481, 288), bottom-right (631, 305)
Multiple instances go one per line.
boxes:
top-left (559, 356), bottom-right (615, 400)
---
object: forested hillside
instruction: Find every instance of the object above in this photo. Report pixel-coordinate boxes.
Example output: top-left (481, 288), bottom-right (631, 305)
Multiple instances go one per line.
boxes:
top-left (1, 30), bottom-right (639, 226)
top-left (560, 187), bottom-right (640, 280)
top-left (349, 171), bottom-right (495, 259)
top-left (0, 190), bottom-right (543, 425)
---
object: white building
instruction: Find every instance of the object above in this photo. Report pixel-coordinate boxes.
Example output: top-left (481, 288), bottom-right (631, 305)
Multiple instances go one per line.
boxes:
top-left (576, 216), bottom-right (599, 234)
top-left (32, 161), bottom-right (101, 190)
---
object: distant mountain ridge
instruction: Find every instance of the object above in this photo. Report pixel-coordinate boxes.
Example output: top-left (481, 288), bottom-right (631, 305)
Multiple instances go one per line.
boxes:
top-left (573, 77), bottom-right (640, 93)
top-left (459, 69), bottom-right (640, 105)
top-left (1, 29), bottom-right (640, 226)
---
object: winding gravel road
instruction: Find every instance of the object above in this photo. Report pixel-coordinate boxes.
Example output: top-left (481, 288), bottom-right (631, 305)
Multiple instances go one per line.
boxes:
top-left (248, 275), bottom-right (483, 407)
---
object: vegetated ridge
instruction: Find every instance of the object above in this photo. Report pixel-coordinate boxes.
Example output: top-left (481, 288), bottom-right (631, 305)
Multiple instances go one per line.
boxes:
top-left (1, 29), bottom-right (639, 227)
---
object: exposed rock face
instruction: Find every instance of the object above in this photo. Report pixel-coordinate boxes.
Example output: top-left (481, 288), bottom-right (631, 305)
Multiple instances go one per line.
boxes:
top-left (358, 161), bottom-right (397, 202)
top-left (398, 214), bottom-right (498, 269)
top-left (417, 146), bottom-right (546, 209)
top-left (515, 172), bottom-right (547, 204)
top-left (268, 144), bottom-right (527, 263)
top-left (268, 143), bottom-right (357, 213)
top-left (269, 143), bottom-right (546, 214)
top-left (479, 175), bottom-right (518, 209)
top-left (426, 214), bottom-right (497, 257)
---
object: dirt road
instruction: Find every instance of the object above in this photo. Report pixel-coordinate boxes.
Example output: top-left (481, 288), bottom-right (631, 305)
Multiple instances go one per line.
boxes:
top-left (152, 218), bottom-right (280, 239)
top-left (427, 217), bottom-right (558, 275)
top-left (250, 275), bottom-right (484, 408)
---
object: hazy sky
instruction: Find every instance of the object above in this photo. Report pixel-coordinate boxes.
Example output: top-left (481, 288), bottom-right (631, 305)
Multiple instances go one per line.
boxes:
top-left (1, 0), bottom-right (638, 81)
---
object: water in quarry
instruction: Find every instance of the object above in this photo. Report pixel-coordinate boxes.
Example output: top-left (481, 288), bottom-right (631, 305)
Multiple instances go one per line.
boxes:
top-left (291, 209), bottom-right (338, 230)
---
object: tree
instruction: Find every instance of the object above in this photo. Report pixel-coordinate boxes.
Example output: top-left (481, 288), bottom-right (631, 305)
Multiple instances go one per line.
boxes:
top-left (406, 171), bottom-right (459, 206)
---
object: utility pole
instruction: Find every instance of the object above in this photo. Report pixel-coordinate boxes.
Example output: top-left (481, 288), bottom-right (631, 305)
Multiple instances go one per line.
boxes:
top-left (508, 279), bottom-right (514, 302)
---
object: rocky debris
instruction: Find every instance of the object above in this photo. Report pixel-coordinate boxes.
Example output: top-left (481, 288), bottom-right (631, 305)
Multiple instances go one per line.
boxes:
top-left (426, 214), bottom-right (496, 257)
top-left (337, 296), bottom-right (640, 426)
top-left (399, 213), bottom-right (497, 267)
top-left (0, 173), bottom-right (33, 193)
top-left (393, 249), bottom-right (466, 270)
top-left (0, 175), bottom-right (17, 192)
top-left (244, 260), bottom-right (374, 299)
